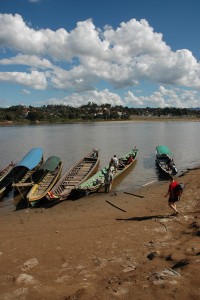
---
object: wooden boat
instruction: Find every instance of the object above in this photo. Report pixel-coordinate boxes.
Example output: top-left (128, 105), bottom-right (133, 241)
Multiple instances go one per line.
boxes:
top-left (0, 162), bottom-right (15, 182)
top-left (0, 161), bottom-right (15, 199)
top-left (46, 148), bottom-right (99, 201)
top-left (26, 156), bottom-right (63, 207)
top-left (76, 147), bottom-right (138, 195)
top-left (156, 145), bottom-right (178, 176)
top-left (12, 147), bottom-right (44, 193)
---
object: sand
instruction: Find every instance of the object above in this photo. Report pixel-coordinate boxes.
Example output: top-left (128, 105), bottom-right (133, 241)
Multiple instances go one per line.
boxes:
top-left (0, 167), bottom-right (200, 300)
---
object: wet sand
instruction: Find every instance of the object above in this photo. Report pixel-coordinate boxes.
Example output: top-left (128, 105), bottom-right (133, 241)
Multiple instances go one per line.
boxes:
top-left (0, 167), bottom-right (200, 300)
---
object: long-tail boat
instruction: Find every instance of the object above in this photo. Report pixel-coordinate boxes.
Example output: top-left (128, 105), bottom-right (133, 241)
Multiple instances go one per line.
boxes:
top-left (27, 156), bottom-right (63, 207)
top-left (12, 147), bottom-right (44, 194)
top-left (76, 147), bottom-right (138, 195)
top-left (156, 145), bottom-right (178, 176)
top-left (46, 148), bottom-right (99, 201)
top-left (0, 161), bottom-right (15, 199)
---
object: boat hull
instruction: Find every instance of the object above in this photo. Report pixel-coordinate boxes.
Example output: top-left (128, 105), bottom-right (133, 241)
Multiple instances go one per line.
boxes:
top-left (12, 147), bottom-right (44, 194)
top-left (46, 149), bottom-right (99, 201)
top-left (27, 157), bottom-right (63, 207)
top-left (155, 145), bottom-right (178, 176)
top-left (76, 147), bottom-right (138, 195)
top-left (0, 162), bottom-right (15, 200)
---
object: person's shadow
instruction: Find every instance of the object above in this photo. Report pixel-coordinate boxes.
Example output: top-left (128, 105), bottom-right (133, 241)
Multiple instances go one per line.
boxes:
top-left (116, 214), bottom-right (170, 221)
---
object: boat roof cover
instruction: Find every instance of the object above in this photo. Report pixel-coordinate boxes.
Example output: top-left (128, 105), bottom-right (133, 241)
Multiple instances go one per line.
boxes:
top-left (38, 156), bottom-right (61, 172)
top-left (156, 145), bottom-right (172, 156)
top-left (15, 147), bottom-right (43, 170)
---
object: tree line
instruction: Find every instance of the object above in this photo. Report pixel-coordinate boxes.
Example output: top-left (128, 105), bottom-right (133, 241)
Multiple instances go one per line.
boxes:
top-left (0, 103), bottom-right (199, 123)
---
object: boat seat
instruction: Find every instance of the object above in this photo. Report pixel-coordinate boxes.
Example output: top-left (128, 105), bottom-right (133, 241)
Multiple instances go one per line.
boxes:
top-left (67, 180), bottom-right (80, 183)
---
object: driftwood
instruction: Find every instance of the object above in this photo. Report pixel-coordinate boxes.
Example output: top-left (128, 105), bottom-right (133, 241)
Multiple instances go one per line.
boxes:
top-left (124, 192), bottom-right (144, 198)
top-left (106, 200), bottom-right (126, 212)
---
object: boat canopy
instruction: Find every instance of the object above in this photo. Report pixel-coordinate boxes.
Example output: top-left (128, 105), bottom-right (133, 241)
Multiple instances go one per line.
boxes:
top-left (14, 147), bottom-right (43, 170)
top-left (156, 145), bottom-right (172, 156)
top-left (38, 156), bottom-right (61, 172)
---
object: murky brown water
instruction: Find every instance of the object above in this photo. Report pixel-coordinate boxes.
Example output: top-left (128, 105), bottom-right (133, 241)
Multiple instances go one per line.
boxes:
top-left (1, 121), bottom-right (200, 208)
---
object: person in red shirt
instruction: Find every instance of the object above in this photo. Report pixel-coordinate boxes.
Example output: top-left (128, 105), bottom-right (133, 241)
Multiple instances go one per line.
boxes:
top-left (126, 155), bottom-right (133, 164)
top-left (164, 175), bottom-right (179, 215)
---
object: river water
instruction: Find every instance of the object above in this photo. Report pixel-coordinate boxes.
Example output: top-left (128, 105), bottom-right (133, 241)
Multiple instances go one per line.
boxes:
top-left (0, 121), bottom-right (200, 208)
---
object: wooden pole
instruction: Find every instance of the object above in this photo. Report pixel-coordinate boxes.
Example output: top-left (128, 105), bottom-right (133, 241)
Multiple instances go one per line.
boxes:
top-left (106, 200), bottom-right (126, 212)
top-left (124, 192), bottom-right (144, 198)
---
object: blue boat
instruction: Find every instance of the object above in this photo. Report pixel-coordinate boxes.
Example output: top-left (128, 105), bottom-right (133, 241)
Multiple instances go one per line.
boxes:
top-left (12, 147), bottom-right (44, 192)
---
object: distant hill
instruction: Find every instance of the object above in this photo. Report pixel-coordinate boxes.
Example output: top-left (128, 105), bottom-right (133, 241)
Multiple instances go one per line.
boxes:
top-left (189, 107), bottom-right (200, 111)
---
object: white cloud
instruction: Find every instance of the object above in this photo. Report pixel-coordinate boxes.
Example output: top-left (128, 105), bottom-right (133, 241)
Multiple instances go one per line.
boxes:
top-left (124, 86), bottom-right (200, 108)
top-left (1, 13), bottom-right (200, 107)
top-left (0, 54), bottom-right (53, 69)
top-left (28, 0), bottom-right (41, 3)
top-left (40, 86), bottom-right (200, 108)
top-left (45, 89), bottom-right (123, 107)
top-left (21, 89), bottom-right (31, 95)
top-left (0, 70), bottom-right (47, 89)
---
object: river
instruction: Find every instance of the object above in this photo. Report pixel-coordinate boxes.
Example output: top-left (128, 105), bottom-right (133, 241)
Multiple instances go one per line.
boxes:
top-left (0, 121), bottom-right (200, 208)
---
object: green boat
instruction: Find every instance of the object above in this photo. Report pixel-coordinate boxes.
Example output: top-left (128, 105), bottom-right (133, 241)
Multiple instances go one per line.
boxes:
top-left (76, 147), bottom-right (138, 195)
top-left (27, 156), bottom-right (63, 207)
top-left (156, 145), bottom-right (178, 175)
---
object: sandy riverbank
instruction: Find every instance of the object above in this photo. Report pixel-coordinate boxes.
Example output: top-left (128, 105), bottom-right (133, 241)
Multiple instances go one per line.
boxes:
top-left (0, 167), bottom-right (200, 300)
top-left (0, 115), bottom-right (199, 126)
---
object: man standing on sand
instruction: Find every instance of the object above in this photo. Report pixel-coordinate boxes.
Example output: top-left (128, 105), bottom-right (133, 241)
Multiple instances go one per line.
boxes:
top-left (164, 175), bottom-right (180, 215)
top-left (104, 168), bottom-right (114, 193)
top-left (112, 155), bottom-right (119, 171)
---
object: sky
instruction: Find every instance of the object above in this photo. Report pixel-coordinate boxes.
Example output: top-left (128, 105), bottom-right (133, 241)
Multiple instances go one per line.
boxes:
top-left (1, 0), bottom-right (200, 108)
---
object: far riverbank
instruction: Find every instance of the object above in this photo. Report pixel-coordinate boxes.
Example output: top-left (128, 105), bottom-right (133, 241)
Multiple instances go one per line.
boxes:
top-left (0, 115), bottom-right (200, 126)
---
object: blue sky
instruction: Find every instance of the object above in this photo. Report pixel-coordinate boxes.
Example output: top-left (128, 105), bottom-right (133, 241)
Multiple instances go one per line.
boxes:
top-left (1, 0), bottom-right (200, 108)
